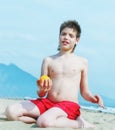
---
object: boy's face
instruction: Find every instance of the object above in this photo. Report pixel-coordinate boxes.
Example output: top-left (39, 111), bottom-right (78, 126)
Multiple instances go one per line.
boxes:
top-left (59, 27), bottom-right (79, 52)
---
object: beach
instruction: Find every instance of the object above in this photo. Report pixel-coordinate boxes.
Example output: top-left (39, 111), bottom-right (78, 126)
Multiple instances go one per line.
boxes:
top-left (0, 98), bottom-right (115, 130)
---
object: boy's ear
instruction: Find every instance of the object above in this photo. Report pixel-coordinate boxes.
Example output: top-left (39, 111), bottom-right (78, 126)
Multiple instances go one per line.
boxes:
top-left (77, 37), bottom-right (80, 42)
top-left (76, 38), bottom-right (80, 45)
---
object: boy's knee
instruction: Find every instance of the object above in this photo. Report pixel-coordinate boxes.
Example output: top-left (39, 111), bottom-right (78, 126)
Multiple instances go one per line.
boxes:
top-left (5, 105), bottom-right (18, 121)
top-left (37, 115), bottom-right (53, 127)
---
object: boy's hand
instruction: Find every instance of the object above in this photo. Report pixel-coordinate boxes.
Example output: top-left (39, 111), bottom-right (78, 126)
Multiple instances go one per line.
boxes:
top-left (93, 95), bottom-right (104, 108)
top-left (37, 75), bottom-right (52, 92)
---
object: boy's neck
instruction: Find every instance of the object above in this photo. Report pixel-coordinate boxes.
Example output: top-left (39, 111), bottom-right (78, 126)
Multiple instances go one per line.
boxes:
top-left (59, 51), bottom-right (74, 56)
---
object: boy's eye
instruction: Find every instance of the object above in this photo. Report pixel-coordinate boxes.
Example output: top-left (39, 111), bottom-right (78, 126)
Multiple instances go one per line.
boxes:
top-left (61, 32), bottom-right (66, 36)
top-left (69, 34), bottom-right (74, 38)
top-left (61, 32), bottom-right (75, 38)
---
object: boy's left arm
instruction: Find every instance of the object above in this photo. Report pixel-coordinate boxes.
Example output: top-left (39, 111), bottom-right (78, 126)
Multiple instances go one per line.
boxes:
top-left (80, 60), bottom-right (104, 108)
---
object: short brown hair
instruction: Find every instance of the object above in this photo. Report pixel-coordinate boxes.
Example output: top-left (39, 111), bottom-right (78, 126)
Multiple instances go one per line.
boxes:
top-left (59, 20), bottom-right (81, 38)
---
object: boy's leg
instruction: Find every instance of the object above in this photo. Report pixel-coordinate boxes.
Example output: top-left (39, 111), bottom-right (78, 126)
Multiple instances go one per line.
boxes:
top-left (5, 100), bottom-right (40, 123)
top-left (37, 107), bottom-right (94, 128)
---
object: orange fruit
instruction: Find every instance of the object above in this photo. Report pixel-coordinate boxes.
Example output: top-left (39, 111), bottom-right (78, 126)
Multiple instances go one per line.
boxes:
top-left (40, 75), bottom-right (50, 80)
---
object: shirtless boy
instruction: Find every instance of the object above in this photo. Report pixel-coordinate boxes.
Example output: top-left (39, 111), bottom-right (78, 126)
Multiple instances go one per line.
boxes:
top-left (5, 20), bottom-right (104, 128)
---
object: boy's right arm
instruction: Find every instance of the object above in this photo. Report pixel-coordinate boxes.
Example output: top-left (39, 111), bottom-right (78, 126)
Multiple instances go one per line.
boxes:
top-left (37, 57), bottom-right (53, 97)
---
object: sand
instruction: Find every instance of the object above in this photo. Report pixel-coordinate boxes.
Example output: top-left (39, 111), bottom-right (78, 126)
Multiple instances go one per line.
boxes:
top-left (0, 98), bottom-right (115, 130)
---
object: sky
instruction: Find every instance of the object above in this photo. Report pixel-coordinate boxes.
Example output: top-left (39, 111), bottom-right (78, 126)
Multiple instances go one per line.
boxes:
top-left (0, 0), bottom-right (115, 99)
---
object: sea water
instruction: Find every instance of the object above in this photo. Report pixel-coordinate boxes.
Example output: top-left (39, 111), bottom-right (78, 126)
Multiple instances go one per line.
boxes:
top-left (81, 105), bottom-right (115, 114)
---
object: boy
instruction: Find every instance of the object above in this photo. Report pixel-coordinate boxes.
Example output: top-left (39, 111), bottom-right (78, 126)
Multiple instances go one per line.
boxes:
top-left (5, 20), bottom-right (104, 128)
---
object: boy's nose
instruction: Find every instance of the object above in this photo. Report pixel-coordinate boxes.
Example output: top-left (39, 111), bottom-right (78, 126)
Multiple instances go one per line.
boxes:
top-left (64, 34), bottom-right (69, 39)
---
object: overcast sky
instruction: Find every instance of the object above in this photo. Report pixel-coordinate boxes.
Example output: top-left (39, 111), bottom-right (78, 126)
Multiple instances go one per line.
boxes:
top-left (0, 0), bottom-right (115, 99)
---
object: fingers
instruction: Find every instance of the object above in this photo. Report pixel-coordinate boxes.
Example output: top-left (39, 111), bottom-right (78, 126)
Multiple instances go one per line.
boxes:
top-left (47, 79), bottom-right (53, 91)
top-left (99, 100), bottom-right (104, 108)
top-left (94, 95), bottom-right (104, 108)
top-left (99, 104), bottom-right (104, 108)
top-left (37, 78), bottom-right (52, 92)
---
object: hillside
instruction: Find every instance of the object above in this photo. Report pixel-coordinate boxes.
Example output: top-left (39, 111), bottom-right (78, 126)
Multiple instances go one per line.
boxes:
top-left (0, 63), bottom-right (38, 98)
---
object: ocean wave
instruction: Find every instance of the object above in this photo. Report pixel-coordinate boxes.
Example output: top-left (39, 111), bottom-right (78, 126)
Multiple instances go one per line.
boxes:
top-left (81, 105), bottom-right (115, 114)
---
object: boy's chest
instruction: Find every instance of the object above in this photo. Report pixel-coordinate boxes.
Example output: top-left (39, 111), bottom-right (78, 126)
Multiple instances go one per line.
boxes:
top-left (49, 59), bottom-right (82, 76)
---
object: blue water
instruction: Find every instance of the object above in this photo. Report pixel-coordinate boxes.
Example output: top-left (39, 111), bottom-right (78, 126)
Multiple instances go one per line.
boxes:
top-left (81, 105), bottom-right (115, 114)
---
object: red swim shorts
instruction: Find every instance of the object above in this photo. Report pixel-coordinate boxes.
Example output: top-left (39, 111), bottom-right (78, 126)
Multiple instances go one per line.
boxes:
top-left (30, 98), bottom-right (80, 120)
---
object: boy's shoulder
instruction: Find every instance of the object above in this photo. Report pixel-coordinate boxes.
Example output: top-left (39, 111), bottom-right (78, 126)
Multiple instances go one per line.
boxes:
top-left (43, 54), bottom-right (57, 61)
top-left (45, 53), bottom-right (59, 59)
top-left (76, 55), bottom-right (88, 63)
top-left (75, 55), bottom-right (88, 70)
